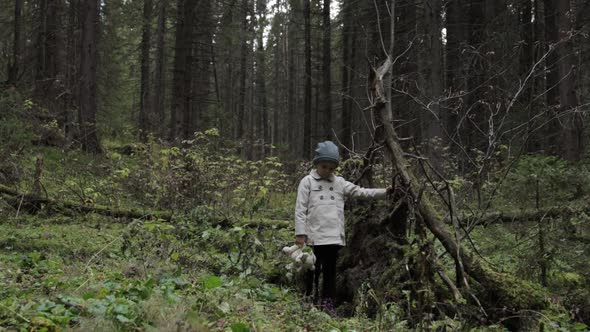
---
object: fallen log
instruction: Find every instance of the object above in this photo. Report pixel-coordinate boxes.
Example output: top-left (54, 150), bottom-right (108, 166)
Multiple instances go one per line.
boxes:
top-left (456, 206), bottom-right (588, 226)
top-left (371, 56), bottom-right (548, 324)
top-left (0, 184), bottom-right (172, 221)
top-left (212, 217), bottom-right (291, 229)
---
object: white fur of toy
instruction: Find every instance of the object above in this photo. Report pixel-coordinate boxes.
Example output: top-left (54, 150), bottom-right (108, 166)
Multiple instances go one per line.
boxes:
top-left (282, 244), bottom-right (316, 275)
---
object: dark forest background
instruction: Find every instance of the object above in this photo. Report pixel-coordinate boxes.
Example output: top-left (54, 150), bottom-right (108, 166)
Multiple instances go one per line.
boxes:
top-left (1, 0), bottom-right (588, 162)
top-left (1, 0), bottom-right (590, 330)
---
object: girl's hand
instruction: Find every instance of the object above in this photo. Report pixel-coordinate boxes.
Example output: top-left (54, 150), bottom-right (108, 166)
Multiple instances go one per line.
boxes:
top-left (386, 186), bottom-right (394, 196)
top-left (295, 235), bottom-right (307, 246)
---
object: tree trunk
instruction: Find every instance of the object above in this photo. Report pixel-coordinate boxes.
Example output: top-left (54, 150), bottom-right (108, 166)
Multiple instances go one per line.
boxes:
top-left (373, 55), bottom-right (548, 325)
top-left (169, 0), bottom-right (196, 141)
top-left (415, 0), bottom-right (444, 168)
top-left (340, 0), bottom-right (353, 158)
top-left (35, 0), bottom-right (60, 83)
top-left (8, 0), bottom-right (23, 84)
top-left (520, 0), bottom-right (543, 153)
top-left (388, 0), bottom-right (415, 142)
top-left (248, 54), bottom-right (255, 160)
top-left (272, 30), bottom-right (281, 153)
top-left (153, 0), bottom-right (167, 135)
top-left (35, 0), bottom-right (48, 81)
top-left (543, 0), bottom-right (561, 154)
top-left (33, 0), bottom-right (65, 115)
top-left (191, 0), bottom-right (212, 134)
top-left (237, 0), bottom-right (249, 146)
top-left (321, 0), bottom-right (331, 141)
top-left (544, 0), bottom-right (583, 161)
top-left (64, 0), bottom-right (79, 140)
top-left (543, 0), bottom-right (560, 108)
top-left (465, 0), bottom-right (486, 154)
top-left (302, 0), bottom-right (312, 158)
top-left (256, 0), bottom-right (269, 156)
top-left (556, 0), bottom-right (582, 161)
top-left (287, 40), bottom-right (296, 151)
top-left (139, 0), bottom-right (153, 141)
top-left (79, 0), bottom-right (101, 153)
top-left (519, 0), bottom-right (534, 104)
top-left (169, 0), bottom-right (184, 140)
top-left (445, 0), bottom-right (469, 166)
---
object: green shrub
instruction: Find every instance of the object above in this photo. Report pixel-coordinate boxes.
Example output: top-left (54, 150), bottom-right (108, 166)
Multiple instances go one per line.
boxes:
top-left (497, 155), bottom-right (589, 209)
top-left (120, 129), bottom-right (289, 215)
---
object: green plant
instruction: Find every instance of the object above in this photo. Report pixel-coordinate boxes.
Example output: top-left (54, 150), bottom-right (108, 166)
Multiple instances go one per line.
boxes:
top-left (498, 155), bottom-right (584, 209)
top-left (118, 129), bottom-right (289, 215)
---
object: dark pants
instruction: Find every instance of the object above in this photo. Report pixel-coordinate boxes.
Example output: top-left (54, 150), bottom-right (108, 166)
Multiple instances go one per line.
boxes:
top-left (305, 245), bottom-right (341, 300)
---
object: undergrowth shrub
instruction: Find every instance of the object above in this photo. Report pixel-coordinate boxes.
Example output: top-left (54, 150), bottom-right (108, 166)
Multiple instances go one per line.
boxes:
top-left (0, 89), bottom-right (34, 185)
top-left (401, 138), bottom-right (589, 213)
top-left (497, 155), bottom-right (590, 209)
top-left (119, 129), bottom-right (289, 215)
top-left (120, 213), bottom-right (289, 284)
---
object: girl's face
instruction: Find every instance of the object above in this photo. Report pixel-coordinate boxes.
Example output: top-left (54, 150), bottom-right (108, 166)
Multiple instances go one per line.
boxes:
top-left (316, 161), bottom-right (337, 178)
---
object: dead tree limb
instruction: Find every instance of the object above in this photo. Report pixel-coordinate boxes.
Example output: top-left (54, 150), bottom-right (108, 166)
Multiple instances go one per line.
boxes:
top-left (457, 206), bottom-right (588, 226)
top-left (0, 184), bottom-right (172, 221)
top-left (372, 57), bottom-right (548, 317)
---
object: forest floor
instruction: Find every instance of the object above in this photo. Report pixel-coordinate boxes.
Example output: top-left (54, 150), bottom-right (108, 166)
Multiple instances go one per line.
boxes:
top-left (3, 205), bottom-right (457, 332)
top-left (1, 143), bottom-right (589, 331)
top-left (0, 214), bottom-right (384, 331)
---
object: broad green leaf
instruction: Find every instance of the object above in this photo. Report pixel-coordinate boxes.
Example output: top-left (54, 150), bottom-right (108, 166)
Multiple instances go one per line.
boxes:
top-left (230, 322), bottom-right (251, 332)
top-left (202, 275), bottom-right (222, 289)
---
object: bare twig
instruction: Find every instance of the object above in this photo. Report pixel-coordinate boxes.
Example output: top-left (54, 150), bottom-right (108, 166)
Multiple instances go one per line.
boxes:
top-left (15, 194), bottom-right (24, 218)
top-left (75, 236), bottom-right (121, 292)
top-left (0, 302), bottom-right (30, 323)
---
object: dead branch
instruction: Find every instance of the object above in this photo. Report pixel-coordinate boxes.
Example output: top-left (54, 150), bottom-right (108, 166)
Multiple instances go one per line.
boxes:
top-left (370, 57), bottom-right (548, 317)
top-left (0, 184), bottom-right (172, 221)
top-left (456, 206), bottom-right (588, 226)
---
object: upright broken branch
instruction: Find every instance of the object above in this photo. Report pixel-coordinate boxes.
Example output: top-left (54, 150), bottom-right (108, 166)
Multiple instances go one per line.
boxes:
top-left (371, 56), bottom-right (548, 320)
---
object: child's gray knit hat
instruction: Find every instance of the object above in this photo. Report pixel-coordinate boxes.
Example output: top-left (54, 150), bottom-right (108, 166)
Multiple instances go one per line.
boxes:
top-left (313, 141), bottom-right (340, 165)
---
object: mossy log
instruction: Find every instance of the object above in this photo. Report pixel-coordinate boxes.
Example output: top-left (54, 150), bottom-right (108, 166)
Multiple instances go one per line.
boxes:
top-left (455, 206), bottom-right (589, 226)
top-left (370, 58), bottom-right (548, 320)
top-left (0, 184), bottom-right (172, 221)
top-left (212, 217), bottom-right (291, 229)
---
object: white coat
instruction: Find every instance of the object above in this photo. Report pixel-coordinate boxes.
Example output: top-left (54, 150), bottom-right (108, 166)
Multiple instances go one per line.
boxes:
top-left (294, 169), bottom-right (387, 246)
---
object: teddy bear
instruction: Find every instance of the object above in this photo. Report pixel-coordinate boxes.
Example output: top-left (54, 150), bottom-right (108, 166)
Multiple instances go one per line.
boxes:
top-left (282, 244), bottom-right (316, 278)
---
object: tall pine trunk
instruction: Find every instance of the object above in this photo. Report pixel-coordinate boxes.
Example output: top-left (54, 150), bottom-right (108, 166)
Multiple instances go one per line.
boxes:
top-left (237, 0), bottom-right (249, 146)
top-left (445, 0), bottom-right (469, 170)
top-left (520, 0), bottom-right (541, 152)
top-left (340, 0), bottom-right (352, 158)
top-left (34, 0), bottom-right (65, 106)
top-left (287, 38), bottom-right (296, 152)
top-left (8, 0), bottom-right (23, 84)
top-left (321, 0), bottom-right (331, 140)
top-left (153, 0), bottom-right (167, 135)
top-left (139, 0), bottom-right (153, 140)
top-left (191, 0), bottom-right (212, 134)
top-left (555, 0), bottom-right (582, 161)
top-left (417, 0), bottom-right (443, 165)
top-left (64, 0), bottom-right (79, 139)
top-left (79, 0), bottom-right (101, 153)
top-left (256, 0), bottom-right (268, 156)
top-left (544, 0), bottom-right (582, 160)
top-left (303, 0), bottom-right (311, 158)
top-left (169, 0), bottom-right (196, 141)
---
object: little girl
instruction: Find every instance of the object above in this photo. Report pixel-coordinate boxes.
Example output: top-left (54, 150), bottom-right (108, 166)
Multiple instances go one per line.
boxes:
top-left (294, 141), bottom-right (390, 314)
